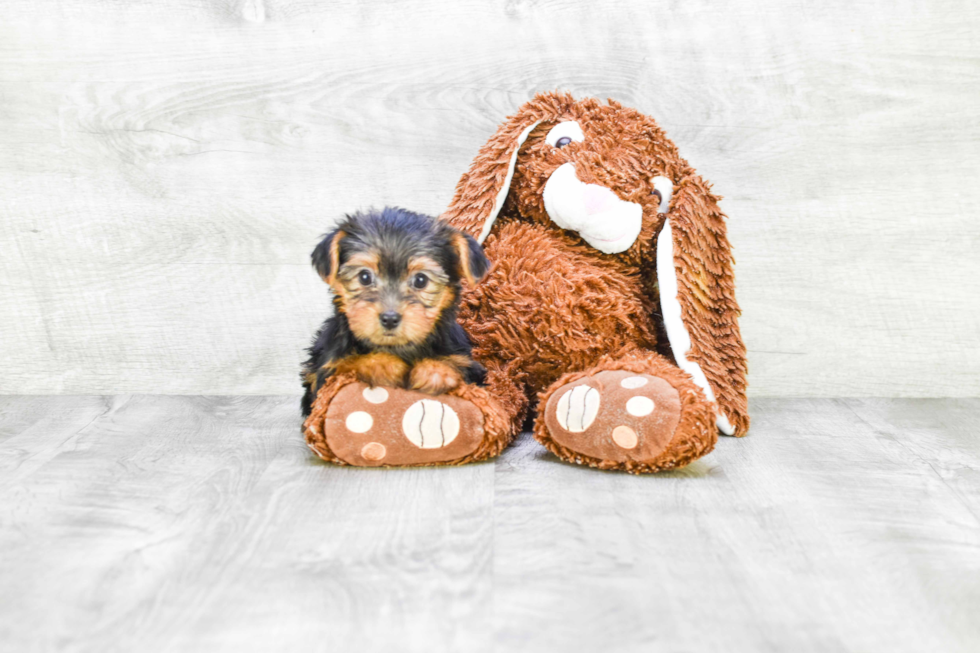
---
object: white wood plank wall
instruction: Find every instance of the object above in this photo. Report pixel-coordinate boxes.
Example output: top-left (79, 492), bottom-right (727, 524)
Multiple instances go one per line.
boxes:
top-left (1, 0), bottom-right (977, 396)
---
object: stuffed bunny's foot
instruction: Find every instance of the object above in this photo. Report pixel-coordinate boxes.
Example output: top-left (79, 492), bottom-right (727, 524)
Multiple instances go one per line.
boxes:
top-left (304, 376), bottom-right (512, 467)
top-left (536, 361), bottom-right (717, 473)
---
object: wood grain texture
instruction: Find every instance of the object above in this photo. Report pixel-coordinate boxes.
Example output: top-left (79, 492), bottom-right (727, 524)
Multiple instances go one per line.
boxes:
top-left (1, 0), bottom-right (979, 395)
top-left (0, 396), bottom-right (978, 651)
top-left (0, 395), bottom-right (496, 652)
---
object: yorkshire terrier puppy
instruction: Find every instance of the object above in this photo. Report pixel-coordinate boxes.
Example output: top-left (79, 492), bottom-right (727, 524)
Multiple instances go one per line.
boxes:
top-left (301, 207), bottom-right (490, 417)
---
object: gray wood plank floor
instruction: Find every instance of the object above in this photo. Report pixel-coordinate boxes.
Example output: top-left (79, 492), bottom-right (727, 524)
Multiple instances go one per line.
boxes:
top-left (1, 396), bottom-right (977, 652)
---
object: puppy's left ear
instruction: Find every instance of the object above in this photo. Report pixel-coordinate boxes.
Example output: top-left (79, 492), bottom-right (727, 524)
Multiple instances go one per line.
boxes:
top-left (452, 232), bottom-right (490, 286)
top-left (311, 229), bottom-right (346, 285)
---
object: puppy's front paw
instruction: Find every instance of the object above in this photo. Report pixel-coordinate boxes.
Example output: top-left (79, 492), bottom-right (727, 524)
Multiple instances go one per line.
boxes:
top-left (335, 352), bottom-right (409, 388)
top-left (409, 359), bottom-right (463, 395)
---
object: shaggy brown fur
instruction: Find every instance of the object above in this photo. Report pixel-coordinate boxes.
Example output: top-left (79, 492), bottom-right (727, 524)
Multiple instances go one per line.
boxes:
top-left (440, 91), bottom-right (749, 472)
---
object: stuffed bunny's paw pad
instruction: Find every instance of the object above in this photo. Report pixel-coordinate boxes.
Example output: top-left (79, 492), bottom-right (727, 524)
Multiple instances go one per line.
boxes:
top-left (318, 383), bottom-right (486, 466)
top-left (544, 370), bottom-right (682, 465)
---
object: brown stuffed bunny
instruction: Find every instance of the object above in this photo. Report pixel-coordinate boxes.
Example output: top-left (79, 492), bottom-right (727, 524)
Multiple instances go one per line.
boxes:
top-left (304, 92), bottom-right (748, 473)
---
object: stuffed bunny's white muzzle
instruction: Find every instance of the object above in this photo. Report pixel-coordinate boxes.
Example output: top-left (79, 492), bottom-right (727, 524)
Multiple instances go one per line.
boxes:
top-left (542, 163), bottom-right (644, 254)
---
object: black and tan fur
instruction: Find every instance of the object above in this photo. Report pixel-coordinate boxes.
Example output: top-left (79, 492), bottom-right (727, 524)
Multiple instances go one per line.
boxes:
top-left (301, 207), bottom-right (489, 416)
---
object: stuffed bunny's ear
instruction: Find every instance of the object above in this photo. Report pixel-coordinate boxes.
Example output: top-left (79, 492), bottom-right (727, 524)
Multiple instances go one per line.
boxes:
top-left (655, 173), bottom-right (749, 436)
top-left (442, 118), bottom-right (541, 242)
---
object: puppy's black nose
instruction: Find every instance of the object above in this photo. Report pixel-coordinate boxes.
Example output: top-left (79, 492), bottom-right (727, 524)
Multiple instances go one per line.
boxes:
top-left (379, 311), bottom-right (401, 330)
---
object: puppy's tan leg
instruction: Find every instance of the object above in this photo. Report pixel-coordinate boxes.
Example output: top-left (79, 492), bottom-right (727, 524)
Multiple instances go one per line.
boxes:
top-left (334, 353), bottom-right (409, 388)
top-left (408, 356), bottom-right (470, 395)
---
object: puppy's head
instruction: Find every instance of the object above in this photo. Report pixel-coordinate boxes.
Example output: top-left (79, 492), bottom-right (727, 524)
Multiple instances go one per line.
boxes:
top-left (312, 207), bottom-right (489, 347)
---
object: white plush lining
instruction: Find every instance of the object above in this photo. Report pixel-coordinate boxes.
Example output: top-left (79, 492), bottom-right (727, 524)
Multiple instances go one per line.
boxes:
top-left (654, 185), bottom-right (735, 436)
top-left (477, 120), bottom-right (541, 244)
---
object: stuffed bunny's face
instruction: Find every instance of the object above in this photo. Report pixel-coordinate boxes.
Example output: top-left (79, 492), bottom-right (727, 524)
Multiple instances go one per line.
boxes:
top-left (504, 109), bottom-right (676, 255)
top-left (441, 92), bottom-right (750, 441)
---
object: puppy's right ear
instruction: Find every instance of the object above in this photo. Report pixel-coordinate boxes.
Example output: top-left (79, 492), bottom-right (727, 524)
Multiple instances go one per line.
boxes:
top-left (452, 232), bottom-right (490, 286)
top-left (311, 230), bottom-right (346, 285)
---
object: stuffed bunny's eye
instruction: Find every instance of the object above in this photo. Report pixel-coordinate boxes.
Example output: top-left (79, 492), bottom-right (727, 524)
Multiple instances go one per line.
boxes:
top-left (545, 121), bottom-right (584, 149)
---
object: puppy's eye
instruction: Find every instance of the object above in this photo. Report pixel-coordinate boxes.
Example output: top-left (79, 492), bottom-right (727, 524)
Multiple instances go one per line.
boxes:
top-left (412, 273), bottom-right (429, 289)
top-left (555, 136), bottom-right (572, 148)
top-left (357, 270), bottom-right (374, 286)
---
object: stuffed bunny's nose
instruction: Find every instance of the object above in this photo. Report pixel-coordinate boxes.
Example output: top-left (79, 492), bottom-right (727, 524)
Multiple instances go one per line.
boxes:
top-left (583, 184), bottom-right (618, 215)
